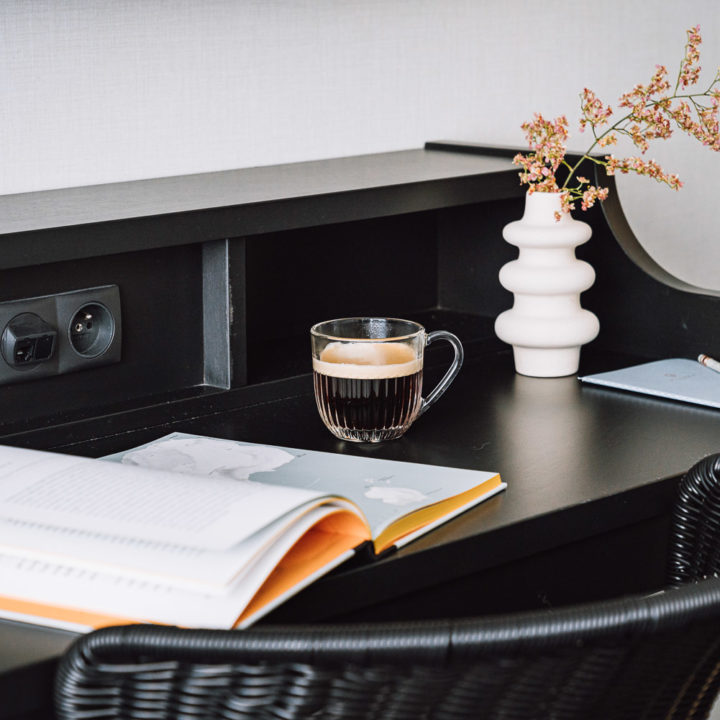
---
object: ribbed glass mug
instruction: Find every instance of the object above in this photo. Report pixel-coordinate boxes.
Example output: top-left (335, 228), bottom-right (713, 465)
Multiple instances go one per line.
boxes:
top-left (311, 317), bottom-right (463, 442)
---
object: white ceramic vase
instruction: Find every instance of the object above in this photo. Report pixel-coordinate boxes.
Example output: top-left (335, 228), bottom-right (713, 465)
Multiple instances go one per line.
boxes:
top-left (494, 191), bottom-right (599, 377)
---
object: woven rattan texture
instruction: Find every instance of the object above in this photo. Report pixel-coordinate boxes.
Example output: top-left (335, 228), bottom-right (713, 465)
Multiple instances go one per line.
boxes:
top-left (669, 454), bottom-right (720, 586)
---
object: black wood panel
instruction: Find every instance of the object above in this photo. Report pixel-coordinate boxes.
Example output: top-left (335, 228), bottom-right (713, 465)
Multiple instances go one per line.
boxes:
top-left (0, 246), bottom-right (205, 432)
top-left (0, 620), bottom-right (76, 720)
top-left (0, 150), bottom-right (521, 270)
top-left (289, 514), bottom-right (671, 623)
top-left (244, 213), bottom-right (438, 383)
top-left (437, 197), bottom-right (519, 316)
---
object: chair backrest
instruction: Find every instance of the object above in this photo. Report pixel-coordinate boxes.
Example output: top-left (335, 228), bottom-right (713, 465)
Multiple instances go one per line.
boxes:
top-left (668, 452), bottom-right (720, 585)
top-left (54, 576), bottom-right (720, 720)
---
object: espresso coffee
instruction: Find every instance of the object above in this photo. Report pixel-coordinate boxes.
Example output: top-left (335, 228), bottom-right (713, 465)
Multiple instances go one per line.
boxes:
top-left (312, 341), bottom-right (423, 442)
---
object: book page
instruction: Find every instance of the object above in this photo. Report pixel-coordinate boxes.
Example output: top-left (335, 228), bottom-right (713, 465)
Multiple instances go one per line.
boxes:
top-left (0, 501), bottom-right (364, 592)
top-left (0, 443), bottom-right (374, 629)
top-left (0, 552), bottom-right (257, 629)
top-left (0, 444), bottom-right (330, 551)
top-left (105, 433), bottom-right (503, 547)
top-left (0, 512), bottom-right (366, 630)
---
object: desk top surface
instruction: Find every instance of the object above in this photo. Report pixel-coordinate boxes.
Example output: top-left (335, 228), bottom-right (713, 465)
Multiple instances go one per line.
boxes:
top-left (194, 349), bottom-right (719, 619)
top-left (3, 347), bottom-right (720, 711)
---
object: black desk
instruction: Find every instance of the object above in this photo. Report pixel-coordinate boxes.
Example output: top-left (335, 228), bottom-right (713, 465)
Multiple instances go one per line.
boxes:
top-left (3, 347), bottom-right (720, 719)
top-left (2, 144), bottom-right (720, 718)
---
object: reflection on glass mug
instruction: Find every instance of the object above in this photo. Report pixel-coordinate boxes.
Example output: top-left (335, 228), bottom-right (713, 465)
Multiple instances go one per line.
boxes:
top-left (311, 317), bottom-right (464, 443)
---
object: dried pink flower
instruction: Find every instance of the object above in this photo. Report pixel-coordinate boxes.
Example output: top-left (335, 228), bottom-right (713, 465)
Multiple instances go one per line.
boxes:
top-left (605, 156), bottom-right (683, 190)
top-left (679, 25), bottom-right (702, 89)
top-left (597, 133), bottom-right (618, 147)
top-left (513, 25), bottom-right (719, 218)
top-left (580, 88), bottom-right (613, 132)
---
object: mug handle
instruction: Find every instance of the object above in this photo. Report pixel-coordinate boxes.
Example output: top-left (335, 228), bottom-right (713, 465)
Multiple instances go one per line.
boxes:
top-left (417, 331), bottom-right (464, 417)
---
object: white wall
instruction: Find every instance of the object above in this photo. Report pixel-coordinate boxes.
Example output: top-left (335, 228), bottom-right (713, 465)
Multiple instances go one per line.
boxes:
top-left (1, 0), bottom-right (719, 287)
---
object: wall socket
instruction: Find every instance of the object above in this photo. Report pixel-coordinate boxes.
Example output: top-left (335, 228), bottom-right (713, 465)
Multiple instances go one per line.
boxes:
top-left (0, 285), bottom-right (121, 386)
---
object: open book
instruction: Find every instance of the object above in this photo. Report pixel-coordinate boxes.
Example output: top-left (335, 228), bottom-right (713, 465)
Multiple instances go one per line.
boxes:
top-left (0, 433), bottom-right (504, 632)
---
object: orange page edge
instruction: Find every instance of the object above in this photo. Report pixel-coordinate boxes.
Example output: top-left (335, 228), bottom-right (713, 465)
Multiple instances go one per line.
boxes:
top-left (234, 521), bottom-right (366, 626)
top-left (373, 473), bottom-right (503, 554)
top-left (0, 510), bottom-right (370, 631)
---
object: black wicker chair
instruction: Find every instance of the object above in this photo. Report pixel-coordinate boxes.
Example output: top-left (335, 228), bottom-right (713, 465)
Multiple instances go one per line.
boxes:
top-left (668, 453), bottom-right (720, 586)
top-left (54, 454), bottom-right (720, 720)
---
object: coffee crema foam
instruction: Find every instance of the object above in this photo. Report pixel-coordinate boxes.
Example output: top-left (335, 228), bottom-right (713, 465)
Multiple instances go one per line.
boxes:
top-left (313, 341), bottom-right (422, 379)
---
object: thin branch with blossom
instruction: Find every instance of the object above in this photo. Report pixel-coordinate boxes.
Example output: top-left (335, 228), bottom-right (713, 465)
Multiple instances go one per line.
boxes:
top-left (513, 25), bottom-right (720, 220)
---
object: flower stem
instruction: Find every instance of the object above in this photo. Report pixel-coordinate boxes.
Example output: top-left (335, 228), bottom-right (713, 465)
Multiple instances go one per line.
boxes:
top-left (561, 86), bottom-right (717, 190)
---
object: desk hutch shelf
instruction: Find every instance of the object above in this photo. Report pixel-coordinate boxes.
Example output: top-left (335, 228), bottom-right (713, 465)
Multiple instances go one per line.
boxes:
top-left (0, 145), bottom-right (527, 446)
top-left (1, 142), bottom-right (718, 451)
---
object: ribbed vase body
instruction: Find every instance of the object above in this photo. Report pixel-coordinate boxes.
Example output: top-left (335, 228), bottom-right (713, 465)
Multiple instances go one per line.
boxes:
top-left (494, 192), bottom-right (599, 377)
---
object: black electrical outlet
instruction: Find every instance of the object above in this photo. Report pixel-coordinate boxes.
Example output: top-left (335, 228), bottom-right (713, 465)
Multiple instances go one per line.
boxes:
top-left (1, 313), bottom-right (57, 368)
top-left (0, 286), bottom-right (121, 385)
top-left (69, 302), bottom-right (115, 357)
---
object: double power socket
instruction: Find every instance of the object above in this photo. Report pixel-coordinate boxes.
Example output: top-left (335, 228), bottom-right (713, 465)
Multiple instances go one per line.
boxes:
top-left (0, 285), bottom-right (121, 386)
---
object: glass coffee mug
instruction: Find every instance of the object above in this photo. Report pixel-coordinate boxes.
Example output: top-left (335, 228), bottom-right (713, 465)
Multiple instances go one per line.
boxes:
top-left (311, 317), bottom-right (464, 442)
